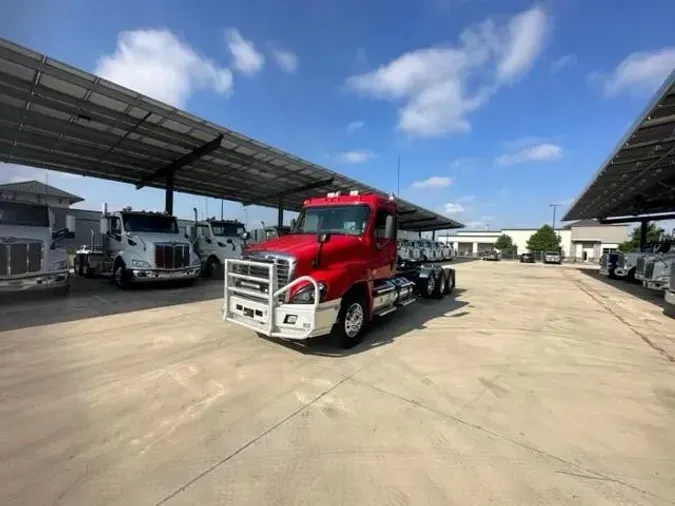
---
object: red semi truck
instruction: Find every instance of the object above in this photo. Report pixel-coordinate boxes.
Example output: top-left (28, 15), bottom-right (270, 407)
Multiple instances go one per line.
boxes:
top-left (223, 191), bottom-right (456, 348)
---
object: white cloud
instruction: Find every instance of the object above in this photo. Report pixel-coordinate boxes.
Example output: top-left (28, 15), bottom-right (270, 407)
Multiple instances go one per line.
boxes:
top-left (598, 48), bottom-right (675, 97)
top-left (494, 143), bottom-right (563, 167)
top-left (503, 136), bottom-right (547, 150)
top-left (556, 197), bottom-right (574, 207)
top-left (466, 220), bottom-right (488, 229)
top-left (480, 215), bottom-right (494, 221)
top-left (340, 150), bottom-right (374, 164)
top-left (411, 176), bottom-right (453, 189)
top-left (550, 53), bottom-right (576, 74)
top-left (457, 195), bottom-right (476, 203)
top-left (1, 163), bottom-right (82, 184)
top-left (443, 202), bottom-right (465, 215)
top-left (497, 7), bottom-right (548, 82)
top-left (96, 29), bottom-right (233, 108)
top-left (449, 157), bottom-right (479, 174)
top-left (272, 48), bottom-right (299, 73)
top-left (345, 6), bottom-right (548, 137)
top-left (346, 120), bottom-right (364, 132)
top-left (226, 28), bottom-right (265, 76)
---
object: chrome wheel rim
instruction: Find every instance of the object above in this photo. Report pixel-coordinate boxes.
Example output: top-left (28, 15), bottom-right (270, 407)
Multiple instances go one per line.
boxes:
top-left (344, 303), bottom-right (364, 338)
top-left (439, 275), bottom-right (446, 293)
top-left (115, 267), bottom-right (123, 285)
top-left (427, 275), bottom-right (436, 293)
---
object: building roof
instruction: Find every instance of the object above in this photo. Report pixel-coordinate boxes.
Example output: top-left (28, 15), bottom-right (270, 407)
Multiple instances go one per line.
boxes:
top-left (0, 38), bottom-right (462, 232)
top-left (563, 70), bottom-right (675, 221)
top-left (561, 218), bottom-right (626, 229)
top-left (0, 179), bottom-right (83, 203)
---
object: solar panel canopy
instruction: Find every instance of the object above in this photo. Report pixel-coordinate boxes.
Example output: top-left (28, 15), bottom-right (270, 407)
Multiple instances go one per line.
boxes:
top-left (564, 71), bottom-right (675, 221)
top-left (0, 38), bottom-right (462, 231)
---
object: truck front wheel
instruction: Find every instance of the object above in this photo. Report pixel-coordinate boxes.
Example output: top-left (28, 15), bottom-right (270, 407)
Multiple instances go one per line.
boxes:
top-left (113, 263), bottom-right (130, 289)
top-left (334, 295), bottom-right (367, 349)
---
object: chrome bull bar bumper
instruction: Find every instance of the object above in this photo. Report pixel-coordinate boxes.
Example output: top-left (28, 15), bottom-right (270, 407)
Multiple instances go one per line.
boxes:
top-left (223, 259), bottom-right (339, 340)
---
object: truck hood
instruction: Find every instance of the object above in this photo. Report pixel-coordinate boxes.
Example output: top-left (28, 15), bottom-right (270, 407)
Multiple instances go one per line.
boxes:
top-left (246, 233), bottom-right (366, 265)
top-left (131, 232), bottom-right (191, 245)
top-left (0, 225), bottom-right (51, 242)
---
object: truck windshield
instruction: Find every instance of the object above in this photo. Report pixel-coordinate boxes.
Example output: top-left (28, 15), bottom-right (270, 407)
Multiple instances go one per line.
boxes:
top-left (211, 222), bottom-right (245, 237)
top-left (0, 201), bottom-right (49, 227)
top-left (121, 213), bottom-right (178, 233)
top-left (294, 205), bottom-right (370, 236)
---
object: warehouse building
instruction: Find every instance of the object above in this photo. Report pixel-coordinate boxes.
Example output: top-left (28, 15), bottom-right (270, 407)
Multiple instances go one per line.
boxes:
top-left (442, 220), bottom-right (628, 262)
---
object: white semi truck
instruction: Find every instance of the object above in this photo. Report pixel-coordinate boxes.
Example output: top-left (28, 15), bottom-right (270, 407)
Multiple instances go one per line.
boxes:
top-left (640, 239), bottom-right (675, 292)
top-left (0, 199), bottom-right (75, 295)
top-left (74, 205), bottom-right (201, 288)
top-left (188, 209), bottom-right (249, 278)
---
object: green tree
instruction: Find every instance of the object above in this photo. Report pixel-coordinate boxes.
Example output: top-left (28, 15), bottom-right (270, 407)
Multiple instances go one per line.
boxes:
top-left (526, 224), bottom-right (561, 251)
top-left (495, 234), bottom-right (515, 251)
top-left (618, 222), bottom-right (665, 252)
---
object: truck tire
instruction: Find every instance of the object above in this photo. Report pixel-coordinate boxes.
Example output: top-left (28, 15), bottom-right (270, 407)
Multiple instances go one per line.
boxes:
top-left (434, 272), bottom-right (446, 299)
top-left (418, 272), bottom-right (437, 299)
top-left (443, 270), bottom-right (455, 295)
top-left (113, 262), bottom-right (130, 290)
top-left (203, 257), bottom-right (219, 279)
top-left (334, 294), bottom-right (367, 349)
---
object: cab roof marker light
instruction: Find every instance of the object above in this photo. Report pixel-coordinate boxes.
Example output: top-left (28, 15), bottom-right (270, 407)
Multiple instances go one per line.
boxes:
top-left (349, 190), bottom-right (359, 196)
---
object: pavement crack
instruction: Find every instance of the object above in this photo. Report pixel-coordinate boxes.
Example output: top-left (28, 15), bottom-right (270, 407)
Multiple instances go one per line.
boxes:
top-left (564, 271), bottom-right (674, 363)
top-left (351, 377), bottom-right (673, 505)
top-left (152, 367), bottom-right (363, 506)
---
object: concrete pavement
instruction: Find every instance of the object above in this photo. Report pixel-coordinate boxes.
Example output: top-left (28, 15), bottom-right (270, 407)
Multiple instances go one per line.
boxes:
top-left (1, 261), bottom-right (674, 505)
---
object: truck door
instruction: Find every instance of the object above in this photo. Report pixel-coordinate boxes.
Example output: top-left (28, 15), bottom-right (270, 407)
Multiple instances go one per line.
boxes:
top-left (371, 208), bottom-right (398, 279)
top-left (108, 216), bottom-right (123, 259)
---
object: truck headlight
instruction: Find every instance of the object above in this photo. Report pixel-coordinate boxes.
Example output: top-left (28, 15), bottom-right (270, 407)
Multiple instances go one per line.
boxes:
top-left (131, 259), bottom-right (151, 268)
top-left (290, 282), bottom-right (327, 304)
top-left (49, 260), bottom-right (68, 271)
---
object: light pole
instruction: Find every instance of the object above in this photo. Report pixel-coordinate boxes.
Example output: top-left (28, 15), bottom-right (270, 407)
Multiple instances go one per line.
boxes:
top-left (549, 203), bottom-right (561, 230)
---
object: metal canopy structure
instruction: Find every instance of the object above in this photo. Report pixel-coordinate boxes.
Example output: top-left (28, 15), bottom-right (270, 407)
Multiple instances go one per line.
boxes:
top-left (564, 71), bottom-right (675, 222)
top-left (0, 39), bottom-right (463, 232)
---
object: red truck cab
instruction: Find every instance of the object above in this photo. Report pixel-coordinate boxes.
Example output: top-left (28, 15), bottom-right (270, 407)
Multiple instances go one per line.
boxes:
top-left (224, 191), bottom-right (454, 348)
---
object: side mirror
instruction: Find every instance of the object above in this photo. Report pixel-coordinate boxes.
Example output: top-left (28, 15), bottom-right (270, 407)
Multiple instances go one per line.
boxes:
top-left (318, 232), bottom-right (330, 244)
top-left (241, 231), bottom-right (251, 241)
top-left (185, 225), bottom-right (193, 239)
top-left (100, 218), bottom-right (108, 234)
top-left (290, 218), bottom-right (297, 230)
top-left (384, 215), bottom-right (397, 240)
top-left (66, 214), bottom-right (76, 233)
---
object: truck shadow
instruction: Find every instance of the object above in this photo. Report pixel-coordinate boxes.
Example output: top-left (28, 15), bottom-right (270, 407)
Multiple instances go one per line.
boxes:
top-left (262, 288), bottom-right (469, 357)
top-left (0, 277), bottom-right (225, 332)
top-left (577, 269), bottom-right (673, 315)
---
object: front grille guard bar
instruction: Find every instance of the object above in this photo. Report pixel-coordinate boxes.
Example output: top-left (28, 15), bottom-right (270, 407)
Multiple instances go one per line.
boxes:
top-left (223, 258), bottom-right (320, 338)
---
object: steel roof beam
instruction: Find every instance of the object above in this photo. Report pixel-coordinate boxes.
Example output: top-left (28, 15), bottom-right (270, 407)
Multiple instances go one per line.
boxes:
top-left (242, 178), bottom-right (335, 206)
top-left (136, 134), bottom-right (224, 189)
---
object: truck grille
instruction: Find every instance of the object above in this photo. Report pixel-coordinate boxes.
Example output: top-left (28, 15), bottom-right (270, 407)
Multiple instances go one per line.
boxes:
top-left (636, 256), bottom-right (646, 277)
top-left (615, 253), bottom-right (625, 268)
top-left (155, 243), bottom-right (190, 269)
top-left (0, 241), bottom-right (42, 276)
top-left (644, 261), bottom-right (655, 280)
top-left (235, 255), bottom-right (293, 300)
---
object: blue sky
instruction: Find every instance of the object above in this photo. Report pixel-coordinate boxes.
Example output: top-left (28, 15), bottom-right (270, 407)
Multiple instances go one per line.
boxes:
top-left (2, 0), bottom-right (675, 231)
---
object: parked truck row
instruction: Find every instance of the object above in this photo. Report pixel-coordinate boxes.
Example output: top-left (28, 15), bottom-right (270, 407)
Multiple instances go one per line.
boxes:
top-left (599, 234), bottom-right (675, 311)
